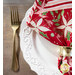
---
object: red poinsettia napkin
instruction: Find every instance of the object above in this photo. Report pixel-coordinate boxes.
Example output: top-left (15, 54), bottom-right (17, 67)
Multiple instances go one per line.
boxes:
top-left (26, 0), bottom-right (72, 75)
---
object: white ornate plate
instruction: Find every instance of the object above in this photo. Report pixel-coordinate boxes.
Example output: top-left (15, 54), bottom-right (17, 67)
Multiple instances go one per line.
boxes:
top-left (19, 6), bottom-right (62, 75)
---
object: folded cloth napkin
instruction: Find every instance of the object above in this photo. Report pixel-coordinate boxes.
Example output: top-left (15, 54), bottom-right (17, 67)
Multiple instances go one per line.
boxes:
top-left (25, 0), bottom-right (72, 75)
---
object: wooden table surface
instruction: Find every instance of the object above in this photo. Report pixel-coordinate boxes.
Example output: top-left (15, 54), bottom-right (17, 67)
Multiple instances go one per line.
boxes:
top-left (3, 4), bottom-right (37, 75)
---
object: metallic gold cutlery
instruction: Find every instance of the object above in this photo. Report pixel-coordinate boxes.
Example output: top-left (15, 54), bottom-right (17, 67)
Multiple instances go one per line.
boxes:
top-left (10, 6), bottom-right (20, 72)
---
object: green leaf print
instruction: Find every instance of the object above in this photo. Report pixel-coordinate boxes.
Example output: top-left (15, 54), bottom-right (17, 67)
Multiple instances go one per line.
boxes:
top-left (51, 33), bottom-right (55, 37)
top-left (52, 14), bottom-right (60, 22)
top-left (40, 32), bottom-right (48, 38)
top-left (70, 42), bottom-right (72, 46)
top-left (42, 12), bottom-right (47, 15)
top-left (52, 19), bottom-right (58, 22)
top-left (67, 32), bottom-right (70, 40)
top-left (35, 9), bottom-right (37, 12)
top-left (50, 11), bottom-right (54, 16)
top-left (55, 23), bottom-right (60, 26)
top-left (61, 9), bottom-right (64, 16)
top-left (55, 10), bottom-right (58, 13)
top-left (38, 0), bottom-right (42, 5)
top-left (57, 14), bottom-right (61, 20)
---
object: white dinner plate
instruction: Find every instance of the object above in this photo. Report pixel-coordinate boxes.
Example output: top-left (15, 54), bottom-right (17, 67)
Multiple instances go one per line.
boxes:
top-left (19, 6), bottom-right (62, 75)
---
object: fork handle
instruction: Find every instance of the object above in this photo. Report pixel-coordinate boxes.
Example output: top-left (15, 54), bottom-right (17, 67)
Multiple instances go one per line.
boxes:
top-left (12, 30), bottom-right (19, 72)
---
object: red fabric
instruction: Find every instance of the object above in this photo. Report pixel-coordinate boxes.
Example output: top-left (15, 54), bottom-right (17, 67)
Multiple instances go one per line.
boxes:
top-left (27, 0), bottom-right (72, 47)
top-left (26, 0), bottom-right (72, 75)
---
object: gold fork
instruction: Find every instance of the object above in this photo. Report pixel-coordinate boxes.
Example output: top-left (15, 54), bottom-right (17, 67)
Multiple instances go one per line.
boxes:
top-left (10, 6), bottom-right (20, 72)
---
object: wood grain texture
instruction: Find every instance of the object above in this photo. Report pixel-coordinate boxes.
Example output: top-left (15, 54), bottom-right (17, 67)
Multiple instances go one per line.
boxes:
top-left (3, 4), bottom-right (37, 75)
top-left (4, 0), bottom-right (35, 5)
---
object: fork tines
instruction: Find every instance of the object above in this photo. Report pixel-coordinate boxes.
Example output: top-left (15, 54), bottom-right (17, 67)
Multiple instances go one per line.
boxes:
top-left (10, 6), bottom-right (20, 25)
